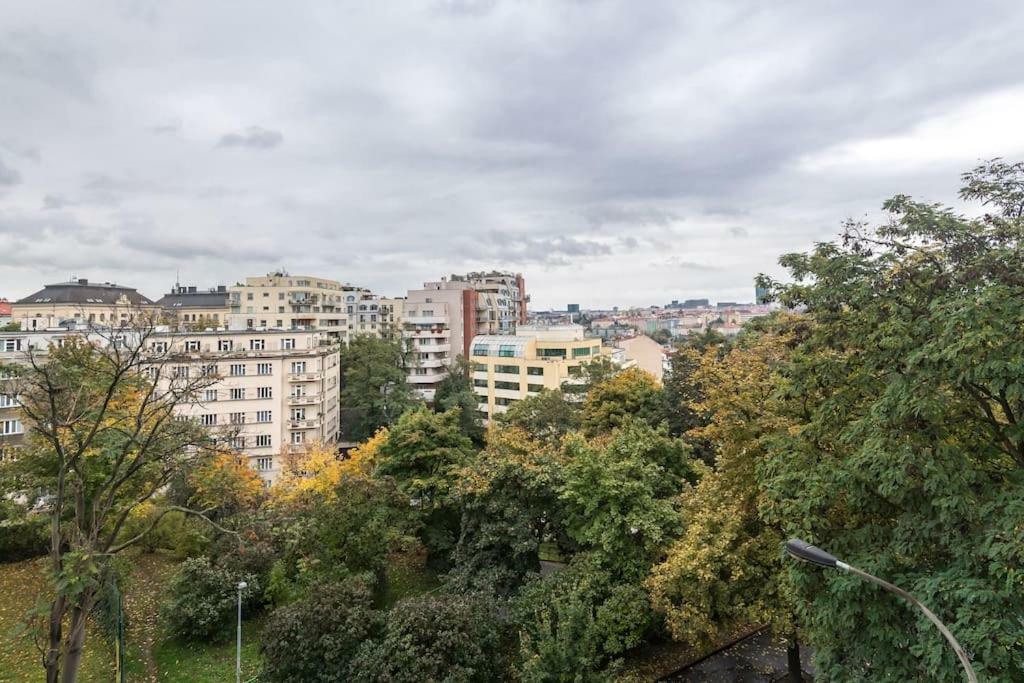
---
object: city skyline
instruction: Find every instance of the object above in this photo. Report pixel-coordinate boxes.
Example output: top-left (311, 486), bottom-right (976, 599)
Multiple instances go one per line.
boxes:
top-left (3, 1), bottom-right (1024, 309)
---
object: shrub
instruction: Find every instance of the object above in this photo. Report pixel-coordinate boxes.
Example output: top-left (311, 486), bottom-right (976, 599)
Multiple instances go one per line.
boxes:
top-left (161, 557), bottom-right (258, 641)
top-left (350, 592), bottom-right (513, 682)
top-left (260, 576), bottom-right (381, 682)
top-left (0, 517), bottom-right (48, 562)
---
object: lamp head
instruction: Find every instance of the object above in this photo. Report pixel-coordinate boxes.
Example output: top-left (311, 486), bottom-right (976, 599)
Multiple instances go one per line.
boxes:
top-left (237, 581), bottom-right (248, 590)
top-left (786, 538), bottom-right (839, 569)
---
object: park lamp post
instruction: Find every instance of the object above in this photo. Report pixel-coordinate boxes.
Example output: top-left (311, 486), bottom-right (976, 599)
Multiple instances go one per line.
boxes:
top-left (784, 539), bottom-right (978, 683)
top-left (236, 580), bottom-right (248, 683)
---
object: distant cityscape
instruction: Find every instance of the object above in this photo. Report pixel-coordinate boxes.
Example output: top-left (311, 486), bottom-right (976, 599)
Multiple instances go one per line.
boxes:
top-left (0, 270), bottom-right (774, 485)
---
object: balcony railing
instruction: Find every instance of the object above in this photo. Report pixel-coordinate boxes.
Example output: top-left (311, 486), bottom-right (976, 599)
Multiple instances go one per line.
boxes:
top-left (288, 371), bottom-right (323, 381)
top-left (287, 395), bottom-right (319, 406)
top-left (288, 418), bottom-right (321, 429)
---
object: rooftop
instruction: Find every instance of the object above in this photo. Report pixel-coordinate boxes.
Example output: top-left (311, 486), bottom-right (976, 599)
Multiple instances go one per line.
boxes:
top-left (16, 279), bottom-right (154, 306)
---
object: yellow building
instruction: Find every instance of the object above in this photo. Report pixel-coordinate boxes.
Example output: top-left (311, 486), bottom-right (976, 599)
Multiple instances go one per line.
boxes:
top-left (13, 278), bottom-right (158, 330)
top-left (470, 324), bottom-right (604, 421)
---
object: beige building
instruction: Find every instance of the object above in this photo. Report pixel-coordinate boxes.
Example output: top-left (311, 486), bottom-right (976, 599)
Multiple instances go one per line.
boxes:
top-left (228, 272), bottom-right (390, 344)
top-left (0, 327), bottom-right (340, 486)
top-left (616, 335), bottom-right (667, 383)
top-left (156, 284), bottom-right (231, 329)
top-left (470, 324), bottom-right (605, 421)
top-left (13, 279), bottom-right (158, 330)
top-left (154, 329), bottom-right (340, 485)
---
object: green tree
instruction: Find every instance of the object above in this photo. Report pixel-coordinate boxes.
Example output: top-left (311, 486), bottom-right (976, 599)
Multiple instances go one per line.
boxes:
top-left (561, 355), bottom-right (619, 400)
top-left (351, 592), bottom-right (513, 682)
top-left (759, 160), bottom-right (1024, 680)
top-left (581, 367), bottom-right (664, 436)
top-left (0, 328), bottom-right (234, 683)
top-left (434, 355), bottom-right (485, 444)
top-left (374, 408), bottom-right (477, 562)
top-left (495, 388), bottom-right (580, 449)
top-left (261, 576), bottom-right (381, 683)
top-left (648, 327), bottom-right (673, 345)
top-left (161, 556), bottom-right (260, 642)
top-left (339, 334), bottom-right (419, 441)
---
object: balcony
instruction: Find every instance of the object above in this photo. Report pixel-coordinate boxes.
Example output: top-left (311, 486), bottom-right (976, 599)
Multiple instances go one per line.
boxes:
top-left (288, 371), bottom-right (323, 382)
top-left (288, 395), bottom-right (319, 406)
top-left (408, 373), bottom-right (445, 385)
top-left (405, 328), bottom-right (450, 338)
top-left (411, 315), bottom-right (448, 325)
top-left (418, 358), bottom-right (448, 369)
top-left (289, 418), bottom-right (321, 429)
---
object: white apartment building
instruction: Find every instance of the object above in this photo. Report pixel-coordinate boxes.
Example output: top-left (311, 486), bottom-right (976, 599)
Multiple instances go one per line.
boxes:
top-left (154, 329), bottom-right (340, 485)
top-left (0, 327), bottom-right (340, 486)
top-left (402, 281), bottom-right (472, 401)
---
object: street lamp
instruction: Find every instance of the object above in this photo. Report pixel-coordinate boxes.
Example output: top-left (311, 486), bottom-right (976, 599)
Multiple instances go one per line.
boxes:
top-left (236, 581), bottom-right (248, 683)
top-left (785, 539), bottom-right (977, 683)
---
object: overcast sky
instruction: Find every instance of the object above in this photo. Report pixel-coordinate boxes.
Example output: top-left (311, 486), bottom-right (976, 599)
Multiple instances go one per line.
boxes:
top-left (2, 1), bottom-right (1024, 309)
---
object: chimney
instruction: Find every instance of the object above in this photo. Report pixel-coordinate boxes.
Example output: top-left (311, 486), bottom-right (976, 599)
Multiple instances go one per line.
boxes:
top-left (217, 285), bottom-right (226, 293)
top-left (78, 278), bottom-right (88, 285)
top-left (188, 286), bottom-right (197, 293)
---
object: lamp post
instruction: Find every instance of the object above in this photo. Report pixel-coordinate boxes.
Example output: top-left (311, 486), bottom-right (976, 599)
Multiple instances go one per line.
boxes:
top-left (785, 539), bottom-right (977, 683)
top-left (236, 580), bottom-right (248, 683)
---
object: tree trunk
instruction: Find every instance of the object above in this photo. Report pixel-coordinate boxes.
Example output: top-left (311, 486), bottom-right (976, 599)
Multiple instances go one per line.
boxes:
top-left (44, 594), bottom-right (66, 683)
top-left (787, 634), bottom-right (802, 682)
top-left (60, 594), bottom-right (92, 683)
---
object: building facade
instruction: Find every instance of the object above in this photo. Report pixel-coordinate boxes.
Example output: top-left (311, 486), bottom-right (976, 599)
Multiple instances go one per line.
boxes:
top-left (469, 324), bottom-right (605, 421)
top-left (154, 329), bottom-right (340, 485)
top-left (157, 284), bottom-right (231, 329)
top-left (12, 279), bottom-right (157, 330)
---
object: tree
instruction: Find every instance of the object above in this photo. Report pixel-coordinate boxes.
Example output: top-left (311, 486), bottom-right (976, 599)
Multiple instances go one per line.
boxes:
top-left (184, 451), bottom-right (264, 517)
top-left (757, 160), bottom-right (1024, 679)
top-left (561, 355), bottom-right (619, 400)
top-left (453, 427), bottom-right (567, 592)
top-left (374, 408), bottom-right (477, 562)
top-left (648, 322), bottom-right (804, 671)
top-left (339, 334), bottom-right (419, 441)
top-left (261, 576), bottom-right (381, 683)
top-left (581, 367), bottom-right (664, 436)
top-left (649, 328), bottom-right (673, 345)
top-left (271, 441), bottom-right (349, 507)
top-left (514, 555), bottom-right (653, 681)
top-left (661, 345), bottom-right (706, 439)
top-left (161, 556), bottom-right (260, 641)
top-left (0, 326), bottom-right (235, 683)
top-left (433, 355), bottom-right (485, 444)
top-left (350, 592), bottom-right (513, 682)
top-left (495, 388), bottom-right (580, 449)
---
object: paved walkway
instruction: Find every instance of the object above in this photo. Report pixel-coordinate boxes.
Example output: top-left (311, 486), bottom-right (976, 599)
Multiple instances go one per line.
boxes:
top-left (663, 630), bottom-right (813, 682)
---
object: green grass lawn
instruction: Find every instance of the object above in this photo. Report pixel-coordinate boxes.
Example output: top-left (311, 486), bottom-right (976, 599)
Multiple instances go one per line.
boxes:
top-left (0, 551), bottom-right (266, 682)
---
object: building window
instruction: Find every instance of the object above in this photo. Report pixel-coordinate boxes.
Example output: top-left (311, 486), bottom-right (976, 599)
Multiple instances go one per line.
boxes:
top-left (257, 387), bottom-right (272, 399)
top-left (498, 345), bottom-right (515, 357)
top-left (282, 338), bottom-right (295, 350)
top-left (473, 363), bottom-right (487, 372)
top-left (538, 348), bottom-right (566, 358)
top-left (527, 366), bottom-right (544, 376)
top-left (203, 389), bottom-right (217, 402)
top-left (527, 383), bottom-right (544, 393)
top-left (256, 456), bottom-right (273, 471)
top-left (230, 412), bottom-right (245, 425)
top-left (494, 381), bottom-right (520, 391)
top-left (218, 340), bottom-right (234, 351)
top-left (473, 379), bottom-right (488, 388)
top-left (257, 363), bottom-right (272, 375)
top-left (230, 388), bottom-right (245, 400)
top-left (201, 364), bottom-right (217, 376)
top-left (572, 346), bottom-right (592, 358)
top-left (151, 341), bottom-right (168, 353)
top-left (472, 345), bottom-right (488, 357)
top-left (250, 339), bottom-right (265, 351)
top-left (230, 363), bottom-right (246, 376)
top-left (495, 397), bottom-right (515, 406)
top-left (200, 414), bottom-right (217, 426)
top-left (1, 419), bottom-right (23, 435)
top-left (291, 431), bottom-right (305, 445)
top-left (495, 364), bottom-right (518, 374)
top-left (256, 410), bottom-right (272, 423)
top-left (256, 434), bottom-right (272, 447)
top-left (290, 361), bottom-right (306, 374)
top-left (291, 408), bottom-right (306, 421)
top-left (173, 366), bottom-right (189, 379)
top-left (229, 436), bottom-right (245, 450)
top-left (184, 340), bottom-right (200, 352)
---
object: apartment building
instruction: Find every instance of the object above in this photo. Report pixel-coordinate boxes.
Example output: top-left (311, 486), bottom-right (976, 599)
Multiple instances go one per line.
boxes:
top-left (470, 324), bottom-right (606, 421)
top-left (0, 327), bottom-right (340, 485)
top-left (402, 281), bottom-right (470, 401)
top-left (0, 299), bottom-right (12, 327)
top-left (379, 297), bottom-right (405, 339)
top-left (228, 272), bottom-right (389, 344)
top-left (12, 279), bottom-right (158, 330)
top-left (450, 271), bottom-right (528, 330)
top-left (154, 329), bottom-right (340, 485)
top-left (156, 284), bottom-right (231, 329)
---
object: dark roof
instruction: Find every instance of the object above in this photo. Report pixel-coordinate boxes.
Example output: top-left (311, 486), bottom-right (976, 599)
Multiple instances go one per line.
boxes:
top-left (16, 279), bottom-right (155, 306)
top-left (156, 291), bottom-right (230, 309)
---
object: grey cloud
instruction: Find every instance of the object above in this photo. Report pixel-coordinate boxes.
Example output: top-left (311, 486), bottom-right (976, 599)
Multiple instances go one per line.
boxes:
top-left (216, 126), bottom-right (283, 150)
top-left (0, 155), bottom-right (21, 186)
top-left (654, 256), bottom-right (722, 272)
top-left (728, 226), bottom-right (749, 238)
top-left (42, 194), bottom-right (75, 210)
top-left (149, 121), bottom-right (181, 135)
top-left (585, 205), bottom-right (684, 228)
top-left (0, 30), bottom-right (94, 99)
